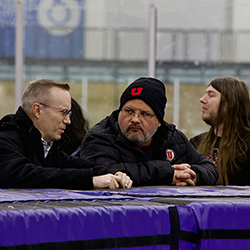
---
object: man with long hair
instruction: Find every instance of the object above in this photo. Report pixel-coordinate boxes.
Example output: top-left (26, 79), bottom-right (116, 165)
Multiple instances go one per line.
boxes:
top-left (190, 76), bottom-right (250, 185)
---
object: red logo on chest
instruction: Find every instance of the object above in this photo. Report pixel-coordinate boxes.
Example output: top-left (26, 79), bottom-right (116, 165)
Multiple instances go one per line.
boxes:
top-left (131, 87), bottom-right (143, 96)
top-left (166, 149), bottom-right (175, 162)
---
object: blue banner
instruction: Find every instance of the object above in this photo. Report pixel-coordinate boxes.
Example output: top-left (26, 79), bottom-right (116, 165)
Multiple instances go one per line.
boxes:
top-left (0, 0), bottom-right (84, 59)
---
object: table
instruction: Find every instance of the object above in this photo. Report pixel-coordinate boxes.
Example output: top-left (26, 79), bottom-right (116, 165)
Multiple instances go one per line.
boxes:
top-left (0, 186), bottom-right (250, 249)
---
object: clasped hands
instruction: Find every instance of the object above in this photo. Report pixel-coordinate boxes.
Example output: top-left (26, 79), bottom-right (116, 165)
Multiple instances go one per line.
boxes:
top-left (171, 164), bottom-right (197, 186)
top-left (93, 164), bottom-right (197, 189)
top-left (93, 172), bottom-right (133, 189)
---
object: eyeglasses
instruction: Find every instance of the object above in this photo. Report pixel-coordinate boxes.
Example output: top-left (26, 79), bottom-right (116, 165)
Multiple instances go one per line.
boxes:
top-left (121, 108), bottom-right (155, 121)
top-left (39, 103), bottom-right (72, 118)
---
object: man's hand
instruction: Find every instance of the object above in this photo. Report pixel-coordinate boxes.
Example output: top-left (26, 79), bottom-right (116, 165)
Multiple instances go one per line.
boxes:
top-left (171, 164), bottom-right (197, 186)
top-left (115, 171), bottom-right (133, 188)
top-left (93, 172), bottom-right (132, 189)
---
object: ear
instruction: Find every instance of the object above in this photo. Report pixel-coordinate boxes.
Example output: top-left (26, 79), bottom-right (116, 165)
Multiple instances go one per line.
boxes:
top-left (158, 122), bottom-right (161, 128)
top-left (32, 103), bottom-right (41, 119)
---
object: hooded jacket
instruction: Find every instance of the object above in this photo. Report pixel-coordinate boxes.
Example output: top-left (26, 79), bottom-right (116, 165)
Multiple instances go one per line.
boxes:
top-left (0, 107), bottom-right (94, 189)
top-left (81, 110), bottom-right (218, 186)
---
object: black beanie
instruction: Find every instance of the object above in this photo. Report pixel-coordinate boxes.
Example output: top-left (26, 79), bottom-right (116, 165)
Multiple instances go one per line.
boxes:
top-left (119, 77), bottom-right (167, 122)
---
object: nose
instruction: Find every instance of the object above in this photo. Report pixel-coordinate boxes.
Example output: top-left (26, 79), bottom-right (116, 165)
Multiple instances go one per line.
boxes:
top-left (199, 94), bottom-right (207, 104)
top-left (63, 115), bottom-right (71, 125)
top-left (131, 112), bottom-right (141, 122)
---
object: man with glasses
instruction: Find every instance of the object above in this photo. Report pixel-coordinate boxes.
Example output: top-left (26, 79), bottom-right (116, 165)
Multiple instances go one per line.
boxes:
top-left (81, 77), bottom-right (218, 186)
top-left (0, 79), bottom-right (132, 189)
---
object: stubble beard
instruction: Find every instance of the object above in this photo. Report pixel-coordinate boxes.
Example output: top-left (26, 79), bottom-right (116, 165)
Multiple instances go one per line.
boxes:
top-left (202, 112), bottom-right (217, 127)
top-left (202, 117), bottom-right (213, 126)
top-left (121, 123), bottom-right (159, 145)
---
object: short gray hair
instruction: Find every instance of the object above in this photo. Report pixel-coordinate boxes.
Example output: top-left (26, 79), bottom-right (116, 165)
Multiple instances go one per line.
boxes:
top-left (22, 79), bottom-right (70, 113)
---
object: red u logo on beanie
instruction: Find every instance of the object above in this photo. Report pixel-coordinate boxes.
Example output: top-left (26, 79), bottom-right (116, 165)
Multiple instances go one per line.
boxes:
top-left (131, 87), bottom-right (143, 96)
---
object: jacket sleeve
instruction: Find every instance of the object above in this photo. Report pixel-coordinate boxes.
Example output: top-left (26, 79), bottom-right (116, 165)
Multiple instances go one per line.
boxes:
top-left (0, 133), bottom-right (94, 190)
top-left (177, 131), bottom-right (218, 185)
top-left (81, 133), bottom-right (175, 186)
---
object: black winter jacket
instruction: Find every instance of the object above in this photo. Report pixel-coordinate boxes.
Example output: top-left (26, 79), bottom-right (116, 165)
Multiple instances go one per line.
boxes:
top-left (81, 110), bottom-right (218, 186)
top-left (0, 107), bottom-right (94, 189)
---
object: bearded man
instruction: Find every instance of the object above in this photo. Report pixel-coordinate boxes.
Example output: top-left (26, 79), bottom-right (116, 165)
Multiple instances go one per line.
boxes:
top-left (81, 77), bottom-right (218, 186)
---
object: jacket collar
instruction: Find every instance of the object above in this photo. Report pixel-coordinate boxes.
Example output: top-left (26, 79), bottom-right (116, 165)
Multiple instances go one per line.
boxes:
top-left (0, 106), bottom-right (35, 135)
top-left (0, 106), bottom-right (70, 150)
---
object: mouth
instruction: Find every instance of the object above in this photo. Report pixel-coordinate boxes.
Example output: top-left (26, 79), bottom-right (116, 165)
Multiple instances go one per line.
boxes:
top-left (201, 107), bottom-right (207, 112)
top-left (60, 128), bottom-right (66, 133)
top-left (128, 125), bottom-right (142, 132)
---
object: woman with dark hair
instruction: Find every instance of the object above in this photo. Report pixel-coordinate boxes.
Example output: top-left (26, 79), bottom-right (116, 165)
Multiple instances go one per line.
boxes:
top-left (64, 98), bottom-right (89, 156)
top-left (190, 76), bottom-right (250, 185)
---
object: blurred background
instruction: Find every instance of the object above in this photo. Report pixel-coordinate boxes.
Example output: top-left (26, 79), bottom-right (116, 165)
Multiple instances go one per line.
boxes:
top-left (1, 0), bottom-right (250, 139)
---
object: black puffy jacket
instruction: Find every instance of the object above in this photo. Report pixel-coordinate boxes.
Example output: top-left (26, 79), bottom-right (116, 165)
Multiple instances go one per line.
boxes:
top-left (0, 107), bottom-right (94, 189)
top-left (81, 110), bottom-right (218, 186)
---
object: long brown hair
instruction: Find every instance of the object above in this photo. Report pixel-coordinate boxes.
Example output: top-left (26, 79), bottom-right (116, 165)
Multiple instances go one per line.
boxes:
top-left (198, 76), bottom-right (250, 185)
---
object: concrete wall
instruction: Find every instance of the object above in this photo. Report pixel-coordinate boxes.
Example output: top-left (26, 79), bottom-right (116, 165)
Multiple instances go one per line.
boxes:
top-left (85, 0), bottom-right (250, 31)
top-left (85, 0), bottom-right (228, 30)
top-left (84, 0), bottom-right (250, 64)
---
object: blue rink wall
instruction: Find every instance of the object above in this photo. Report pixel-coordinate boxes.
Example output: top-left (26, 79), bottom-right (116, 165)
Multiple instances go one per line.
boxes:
top-left (0, 186), bottom-right (250, 249)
